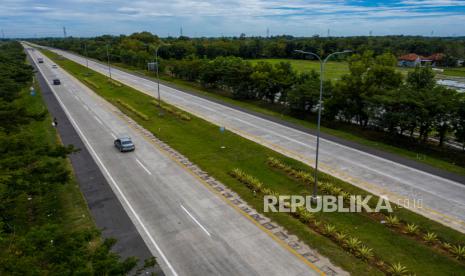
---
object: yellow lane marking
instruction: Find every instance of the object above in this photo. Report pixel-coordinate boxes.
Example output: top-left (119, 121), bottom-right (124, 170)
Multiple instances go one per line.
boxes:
top-left (111, 109), bottom-right (326, 276)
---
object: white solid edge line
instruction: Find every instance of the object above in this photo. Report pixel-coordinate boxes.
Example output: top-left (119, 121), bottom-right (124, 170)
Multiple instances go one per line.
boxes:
top-left (28, 47), bottom-right (179, 276)
top-left (135, 158), bottom-right (152, 175)
top-left (180, 204), bottom-right (211, 237)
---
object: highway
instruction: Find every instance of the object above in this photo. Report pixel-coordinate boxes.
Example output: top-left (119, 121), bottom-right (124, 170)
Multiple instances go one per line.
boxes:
top-left (25, 45), bottom-right (335, 276)
top-left (40, 45), bottom-right (465, 233)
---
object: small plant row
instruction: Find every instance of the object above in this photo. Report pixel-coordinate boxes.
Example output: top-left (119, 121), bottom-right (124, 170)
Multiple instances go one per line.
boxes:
top-left (229, 168), bottom-right (412, 275)
top-left (267, 157), bottom-right (361, 205)
top-left (108, 79), bottom-right (123, 87)
top-left (151, 100), bottom-right (191, 121)
top-left (268, 157), bottom-right (465, 263)
top-left (383, 215), bottom-right (465, 262)
top-left (116, 99), bottom-right (150, 121)
top-left (83, 77), bottom-right (100, 89)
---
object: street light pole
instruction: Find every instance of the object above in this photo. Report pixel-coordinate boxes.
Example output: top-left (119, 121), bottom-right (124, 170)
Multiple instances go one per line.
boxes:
top-left (84, 43), bottom-right (89, 68)
top-left (154, 43), bottom-right (170, 109)
top-left (106, 44), bottom-right (112, 79)
top-left (155, 45), bottom-right (161, 108)
top-left (295, 49), bottom-right (352, 198)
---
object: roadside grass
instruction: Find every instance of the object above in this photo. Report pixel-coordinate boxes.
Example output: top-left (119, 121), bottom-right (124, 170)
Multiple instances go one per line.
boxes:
top-left (442, 67), bottom-right (465, 78)
top-left (111, 61), bottom-right (465, 177)
top-left (247, 58), bottom-right (349, 81)
top-left (43, 49), bottom-right (465, 275)
top-left (20, 79), bottom-right (95, 232)
top-left (246, 58), bottom-right (413, 80)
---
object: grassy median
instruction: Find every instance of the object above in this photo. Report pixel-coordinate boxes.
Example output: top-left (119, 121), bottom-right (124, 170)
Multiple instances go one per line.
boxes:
top-left (43, 49), bottom-right (465, 275)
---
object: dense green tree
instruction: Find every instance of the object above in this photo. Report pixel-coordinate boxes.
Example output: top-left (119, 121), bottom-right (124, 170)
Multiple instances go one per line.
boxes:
top-left (0, 41), bottom-right (140, 275)
top-left (32, 33), bottom-right (465, 149)
top-left (287, 71), bottom-right (329, 116)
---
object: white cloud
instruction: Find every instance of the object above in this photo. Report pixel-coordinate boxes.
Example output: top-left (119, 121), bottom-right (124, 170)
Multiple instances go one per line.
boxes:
top-left (1, 0), bottom-right (464, 37)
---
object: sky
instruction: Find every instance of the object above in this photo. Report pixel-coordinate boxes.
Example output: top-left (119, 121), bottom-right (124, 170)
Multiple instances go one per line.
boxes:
top-left (1, 0), bottom-right (465, 38)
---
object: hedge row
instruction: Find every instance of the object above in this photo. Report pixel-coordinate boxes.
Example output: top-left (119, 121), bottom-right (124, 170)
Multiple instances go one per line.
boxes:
top-left (228, 167), bottom-right (413, 275)
top-left (116, 99), bottom-right (149, 120)
top-left (267, 157), bottom-right (465, 262)
top-left (151, 100), bottom-right (191, 121)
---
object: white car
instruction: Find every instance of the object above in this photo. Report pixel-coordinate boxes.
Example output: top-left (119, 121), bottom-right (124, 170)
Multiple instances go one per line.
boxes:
top-left (52, 64), bottom-right (57, 69)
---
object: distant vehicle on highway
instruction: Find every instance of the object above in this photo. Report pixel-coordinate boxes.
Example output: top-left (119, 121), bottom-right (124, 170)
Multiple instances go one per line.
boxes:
top-left (38, 57), bottom-right (44, 63)
top-left (53, 78), bottom-right (61, 85)
top-left (114, 137), bottom-right (135, 152)
top-left (52, 64), bottom-right (57, 68)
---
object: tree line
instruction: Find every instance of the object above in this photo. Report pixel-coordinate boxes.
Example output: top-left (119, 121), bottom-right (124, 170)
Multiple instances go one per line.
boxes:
top-left (168, 52), bottom-right (465, 149)
top-left (32, 33), bottom-right (465, 153)
top-left (34, 32), bottom-right (465, 66)
top-left (0, 41), bottom-right (140, 274)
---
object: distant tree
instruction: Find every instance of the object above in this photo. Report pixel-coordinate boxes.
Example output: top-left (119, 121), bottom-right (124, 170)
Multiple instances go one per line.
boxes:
top-left (454, 96), bottom-right (465, 150)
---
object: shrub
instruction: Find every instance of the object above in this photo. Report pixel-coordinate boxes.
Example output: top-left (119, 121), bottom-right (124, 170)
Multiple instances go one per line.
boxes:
top-left (229, 168), bottom-right (264, 193)
top-left (385, 215), bottom-right (400, 227)
top-left (83, 77), bottom-right (100, 89)
top-left (345, 237), bottom-right (362, 253)
top-left (404, 223), bottom-right (419, 235)
top-left (423, 232), bottom-right (438, 244)
top-left (319, 182), bottom-right (334, 194)
top-left (153, 100), bottom-right (191, 121)
top-left (116, 99), bottom-right (149, 120)
top-left (330, 186), bottom-right (342, 195)
top-left (387, 262), bottom-right (409, 276)
top-left (323, 224), bottom-right (337, 237)
top-left (299, 211), bottom-right (314, 223)
top-left (179, 113), bottom-right (191, 121)
top-left (296, 206), bottom-right (314, 223)
top-left (442, 242), bottom-right (452, 250)
top-left (340, 191), bottom-right (351, 201)
top-left (450, 245), bottom-right (465, 260)
top-left (335, 232), bottom-right (347, 243)
top-left (357, 245), bottom-right (374, 261)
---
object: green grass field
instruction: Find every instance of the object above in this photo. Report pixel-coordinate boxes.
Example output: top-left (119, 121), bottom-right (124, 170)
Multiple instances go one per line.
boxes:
top-left (43, 49), bottom-right (465, 276)
top-left (247, 58), bottom-right (415, 80)
top-left (247, 58), bottom-right (349, 80)
top-left (442, 67), bottom-right (465, 78)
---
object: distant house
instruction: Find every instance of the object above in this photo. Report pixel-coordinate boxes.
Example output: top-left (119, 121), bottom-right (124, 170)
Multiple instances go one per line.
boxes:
top-left (398, 54), bottom-right (421, 67)
top-left (398, 53), bottom-right (444, 67)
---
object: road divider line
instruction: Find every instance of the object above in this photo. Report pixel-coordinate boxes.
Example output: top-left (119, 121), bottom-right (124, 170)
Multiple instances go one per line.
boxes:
top-left (29, 50), bottom-right (179, 276)
top-left (135, 158), bottom-right (152, 175)
top-left (180, 204), bottom-right (211, 237)
top-left (93, 115), bottom-right (103, 125)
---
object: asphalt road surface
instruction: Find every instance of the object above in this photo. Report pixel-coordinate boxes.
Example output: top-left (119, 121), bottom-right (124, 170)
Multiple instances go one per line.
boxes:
top-left (25, 50), bottom-right (160, 275)
top-left (38, 45), bottom-right (465, 233)
top-left (26, 45), bottom-right (323, 276)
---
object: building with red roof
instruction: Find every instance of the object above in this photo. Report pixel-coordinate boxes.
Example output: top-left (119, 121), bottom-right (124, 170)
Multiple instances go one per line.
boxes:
top-left (398, 53), bottom-right (444, 67)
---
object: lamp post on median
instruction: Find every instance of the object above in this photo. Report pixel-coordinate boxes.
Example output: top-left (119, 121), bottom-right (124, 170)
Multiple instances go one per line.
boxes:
top-left (154, 43), bottom-right (170, 109)
top-left (106, 44), bottom-right (112, 79)
top-left (294, 49), bottom-right (352, 199)
top-left (84, 43), bottom-right (89, 68)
